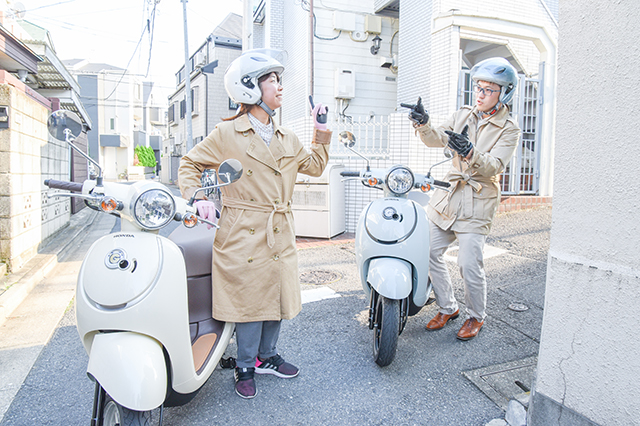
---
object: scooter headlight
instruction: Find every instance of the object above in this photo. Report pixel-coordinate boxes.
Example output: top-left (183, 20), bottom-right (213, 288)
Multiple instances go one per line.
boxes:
top-left (133, 189), bottom-right (176, 230)
top-left (386, 166), bottom-right (414, 195)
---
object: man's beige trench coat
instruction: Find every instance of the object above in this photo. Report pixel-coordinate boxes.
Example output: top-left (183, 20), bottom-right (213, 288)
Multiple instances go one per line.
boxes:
top-left (417, 105), bottom-right (520, 235)
top-left (178, 114), bottom-right (330, 323)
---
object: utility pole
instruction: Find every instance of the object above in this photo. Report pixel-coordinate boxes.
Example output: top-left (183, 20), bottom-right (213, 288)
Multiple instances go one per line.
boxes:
top-left (181, 0), bottom-right (193, 152)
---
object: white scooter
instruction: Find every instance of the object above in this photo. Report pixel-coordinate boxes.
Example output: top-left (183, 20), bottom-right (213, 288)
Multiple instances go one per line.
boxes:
top-left (339, 131), bottom-right (451, 367)
top-left (45, 110), bottom-right (241, 426)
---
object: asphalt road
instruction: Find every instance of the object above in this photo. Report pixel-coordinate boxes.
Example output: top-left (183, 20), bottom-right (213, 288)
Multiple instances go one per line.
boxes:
top-left (0, 207), bottom-right (551, 426)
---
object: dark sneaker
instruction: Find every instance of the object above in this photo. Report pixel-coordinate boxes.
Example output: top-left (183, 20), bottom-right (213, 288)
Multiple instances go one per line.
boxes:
top-left (234, 367), bottom-right (257, 399)
top-left (255, 354), bottom-right (299, 378)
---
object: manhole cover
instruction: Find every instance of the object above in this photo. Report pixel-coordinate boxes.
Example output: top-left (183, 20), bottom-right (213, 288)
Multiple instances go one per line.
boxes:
top-left (463, 356), bottom-right (537, 411)
top-left (299, 270), bottom-right (342, 285)
top-left (508, 303), bottom-right (529, 312)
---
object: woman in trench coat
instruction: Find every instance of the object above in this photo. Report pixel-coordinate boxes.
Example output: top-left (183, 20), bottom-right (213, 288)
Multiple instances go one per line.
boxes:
top-left (178, 50), bottom-right (331, 399)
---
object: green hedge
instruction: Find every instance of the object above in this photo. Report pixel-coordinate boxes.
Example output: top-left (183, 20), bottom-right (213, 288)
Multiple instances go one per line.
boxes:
top-left (134, 145), bottom-right (157, 168)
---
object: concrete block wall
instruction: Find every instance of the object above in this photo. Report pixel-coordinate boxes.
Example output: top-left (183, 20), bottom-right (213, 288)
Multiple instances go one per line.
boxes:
top-left (0, 75), bottom-right (69, 272)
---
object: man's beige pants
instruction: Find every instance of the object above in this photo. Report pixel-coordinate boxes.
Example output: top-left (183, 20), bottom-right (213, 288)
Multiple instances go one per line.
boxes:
top-left (428, 221), bottom-right (487, 321)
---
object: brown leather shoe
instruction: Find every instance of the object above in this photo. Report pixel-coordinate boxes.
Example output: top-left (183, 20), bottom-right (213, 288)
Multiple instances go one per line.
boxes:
top-left (456, 318), bottom-right (484, 341)
top-left (425, 310), bottom-right (460, 330)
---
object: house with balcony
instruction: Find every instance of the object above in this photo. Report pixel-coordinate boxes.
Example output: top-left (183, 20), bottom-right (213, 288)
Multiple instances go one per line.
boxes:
top-left (242, 0), bottom-right (558, 232)
top-left (62, 59), bottom-right (164, 181)
top-left (163, 13), bottom-right (243, 184)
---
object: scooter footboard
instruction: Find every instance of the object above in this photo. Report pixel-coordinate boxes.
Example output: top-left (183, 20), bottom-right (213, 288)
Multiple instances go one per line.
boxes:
top-left (366, 258), bottom-right (412, 300)
top-left (87, 332), bottom-right (167, 411)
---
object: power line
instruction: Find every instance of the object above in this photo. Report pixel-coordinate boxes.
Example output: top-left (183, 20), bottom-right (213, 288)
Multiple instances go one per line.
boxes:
top-left (103, 3), bottom-right (157, 100)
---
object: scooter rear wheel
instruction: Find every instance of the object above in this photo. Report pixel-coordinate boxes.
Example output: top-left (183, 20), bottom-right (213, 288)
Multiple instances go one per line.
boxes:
top-left (373, 295), bottom-right (399, 367)
top-left (102, 393), bottom-right (152, 426)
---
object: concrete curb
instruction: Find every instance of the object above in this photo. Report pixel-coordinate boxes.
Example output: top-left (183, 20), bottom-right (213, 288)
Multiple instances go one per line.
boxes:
top-left (0, 208), bottom-right (98, 328)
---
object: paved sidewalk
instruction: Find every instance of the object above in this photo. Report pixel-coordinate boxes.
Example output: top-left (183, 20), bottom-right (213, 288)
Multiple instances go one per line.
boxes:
top-left (0, 208), bottom-right (99, 328)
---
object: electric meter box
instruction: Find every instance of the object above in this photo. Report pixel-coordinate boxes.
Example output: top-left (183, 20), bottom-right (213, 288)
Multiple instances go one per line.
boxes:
top-left (334, 69), bottom-right (355, 99)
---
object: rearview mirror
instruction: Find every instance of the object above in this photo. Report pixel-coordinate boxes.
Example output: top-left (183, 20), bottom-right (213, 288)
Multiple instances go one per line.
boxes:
top-left (218, 159), bottom-right (243, 184)
top-left (338, 131), bottom-right (356, 148)
top-left (47, 109), bottom-right (83, 141)
top-left (443, 147), bottom-right (454, 159)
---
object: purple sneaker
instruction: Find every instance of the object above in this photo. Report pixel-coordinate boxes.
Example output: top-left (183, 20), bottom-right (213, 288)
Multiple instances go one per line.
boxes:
top-left (255, 354), bottom-right (299, 378)
top-left (234, 367), bottom-right (257, 399)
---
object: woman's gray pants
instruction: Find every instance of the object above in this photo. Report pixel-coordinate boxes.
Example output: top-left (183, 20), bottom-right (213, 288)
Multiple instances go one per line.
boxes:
top-left (235, 320), bottom-right (281, 369)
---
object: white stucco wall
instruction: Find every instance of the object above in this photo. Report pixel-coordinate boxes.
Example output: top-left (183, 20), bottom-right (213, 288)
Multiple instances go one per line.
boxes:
top-left (532, 2), bottom-right (640, 425)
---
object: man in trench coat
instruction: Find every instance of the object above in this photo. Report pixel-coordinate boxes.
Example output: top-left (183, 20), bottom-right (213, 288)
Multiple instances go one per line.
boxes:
top-left (406, 57), bottom-right (520, 341)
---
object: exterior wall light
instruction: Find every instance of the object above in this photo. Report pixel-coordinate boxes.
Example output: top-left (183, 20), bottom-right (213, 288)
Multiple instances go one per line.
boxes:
top-left (370, 35), bottom-right (382, 55)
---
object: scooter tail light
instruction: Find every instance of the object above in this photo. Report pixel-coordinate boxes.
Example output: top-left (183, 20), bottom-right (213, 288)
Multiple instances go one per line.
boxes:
top-left (100, 196), bottom-right (118, 212)
top-left (182, 213), bottom-right (198, 228)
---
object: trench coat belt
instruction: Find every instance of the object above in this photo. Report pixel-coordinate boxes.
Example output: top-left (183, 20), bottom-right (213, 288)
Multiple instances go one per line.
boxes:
top-left (222, 196), bottom-right (292, 249)
top-left (446, 170), bottom-right (483, 219)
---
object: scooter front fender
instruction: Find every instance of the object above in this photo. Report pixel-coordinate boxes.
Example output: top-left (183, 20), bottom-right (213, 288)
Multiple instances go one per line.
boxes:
top-left (366, 258), bottom-right (412, 300)
top-left (87, 332), bottom-right (167, 411)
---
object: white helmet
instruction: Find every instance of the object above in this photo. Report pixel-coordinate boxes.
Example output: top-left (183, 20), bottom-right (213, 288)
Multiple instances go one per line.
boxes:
top-left (470, 57), bottom-right (518, 105)
top-left (224, 49), bottom-right (285, 116)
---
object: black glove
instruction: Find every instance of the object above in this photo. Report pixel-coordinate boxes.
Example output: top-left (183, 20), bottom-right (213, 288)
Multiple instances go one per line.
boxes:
top-left (400, 97), bottom-right (429, 126)
top-left (444, 125), bottom-right (474, 158)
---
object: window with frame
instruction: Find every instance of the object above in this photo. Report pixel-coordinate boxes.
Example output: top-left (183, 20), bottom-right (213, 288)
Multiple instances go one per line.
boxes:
top-left (168, 103), bottom-right (175, 123)
top-left (191, 87), bottom-right (200, 115)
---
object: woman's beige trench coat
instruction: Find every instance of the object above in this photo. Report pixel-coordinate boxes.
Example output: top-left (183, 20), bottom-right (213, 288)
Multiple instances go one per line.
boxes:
top-left (178, 114), bottom-right (330, 322)
top-left (417, 105), bottom-right (520, 235)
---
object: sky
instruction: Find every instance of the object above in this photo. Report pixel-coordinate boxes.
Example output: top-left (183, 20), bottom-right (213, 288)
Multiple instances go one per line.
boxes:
top-left (13, 0), bottom-right (244, 100)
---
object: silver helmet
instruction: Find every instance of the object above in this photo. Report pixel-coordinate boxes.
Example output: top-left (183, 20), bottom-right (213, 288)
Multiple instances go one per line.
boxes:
top-left (470, 57), bottom-right (518, 105)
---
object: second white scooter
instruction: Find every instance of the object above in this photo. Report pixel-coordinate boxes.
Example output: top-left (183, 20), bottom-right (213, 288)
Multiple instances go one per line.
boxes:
top-left (340, 131), bottom-right (451, 367)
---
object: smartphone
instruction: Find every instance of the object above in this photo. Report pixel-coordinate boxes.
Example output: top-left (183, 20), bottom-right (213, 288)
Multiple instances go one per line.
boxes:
top-left (309, 95), bottom-right (328, 124)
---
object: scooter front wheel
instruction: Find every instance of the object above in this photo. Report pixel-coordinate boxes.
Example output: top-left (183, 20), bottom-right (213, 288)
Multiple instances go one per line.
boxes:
top-left (373, 295), bottom-right (399, 367)
top-left (102, 393), bottom-right (152, 426)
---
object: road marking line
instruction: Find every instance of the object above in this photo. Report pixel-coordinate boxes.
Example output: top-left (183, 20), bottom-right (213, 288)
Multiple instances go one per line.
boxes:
top-left (444, 244), bottom-right (507, 262)
top-left (301, 286), bottom-right (340, 304)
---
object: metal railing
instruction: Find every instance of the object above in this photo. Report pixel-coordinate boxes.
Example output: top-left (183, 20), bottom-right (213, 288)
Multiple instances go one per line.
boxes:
top-left (331, 115), bottom-right (390, 158)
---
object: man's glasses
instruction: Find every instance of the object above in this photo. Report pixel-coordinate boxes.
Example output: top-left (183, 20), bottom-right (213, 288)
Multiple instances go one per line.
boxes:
top-left (474, 85), bottom-right (500, 97)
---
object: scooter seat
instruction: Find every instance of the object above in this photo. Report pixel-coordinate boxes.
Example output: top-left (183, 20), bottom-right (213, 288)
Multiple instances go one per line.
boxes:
top-left (168, 222), bottom-right (216, 277)
top-left (168, 222), bottom-right (216, 328)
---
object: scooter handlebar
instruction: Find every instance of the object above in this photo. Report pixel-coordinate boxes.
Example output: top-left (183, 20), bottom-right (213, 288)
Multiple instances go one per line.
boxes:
top-left (433, 179), bottom-right (451, 188)
top-left (44, 179), bottom-right (84, 192)
top-left (340, 171), bottom-right (360, 177)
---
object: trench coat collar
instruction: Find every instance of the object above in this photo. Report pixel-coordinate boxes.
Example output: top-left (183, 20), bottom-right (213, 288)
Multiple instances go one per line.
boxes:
top-left (234, 114), bottom-right (288, 170)
top-left (471, 105), bottom-right (510, 129)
